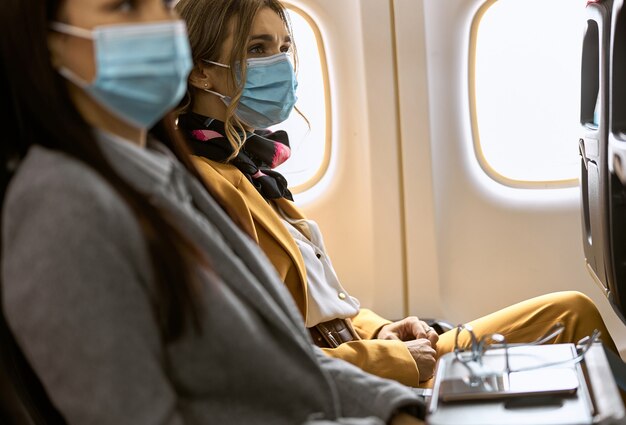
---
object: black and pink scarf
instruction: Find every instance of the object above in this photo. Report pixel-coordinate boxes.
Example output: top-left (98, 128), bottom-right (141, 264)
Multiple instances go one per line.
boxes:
top-left (178, 112), bottom-right (293, 201)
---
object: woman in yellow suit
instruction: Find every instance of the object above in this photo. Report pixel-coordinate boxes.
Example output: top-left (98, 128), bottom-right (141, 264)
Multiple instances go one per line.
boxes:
top-left (174, 0), bottom-right (618, 387)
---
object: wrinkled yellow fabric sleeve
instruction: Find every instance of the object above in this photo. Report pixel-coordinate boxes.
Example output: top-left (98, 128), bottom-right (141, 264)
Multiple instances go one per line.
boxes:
top-left (351, 308), bottom-right (392, 339)
top-left (319, 308), bottom-right (420, 386)
top-left (320, 339), bottom-right (420, 387)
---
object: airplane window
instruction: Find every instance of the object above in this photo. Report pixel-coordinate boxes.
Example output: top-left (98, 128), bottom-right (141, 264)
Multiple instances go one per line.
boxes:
top-left (472, 0), bottom-right (587, 187)
top-left (272, 4), bottom-right (330, 193)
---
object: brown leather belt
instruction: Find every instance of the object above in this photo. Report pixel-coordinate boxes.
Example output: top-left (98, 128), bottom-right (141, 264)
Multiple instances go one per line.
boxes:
top-left (309, 318), bottom-right (360, 348)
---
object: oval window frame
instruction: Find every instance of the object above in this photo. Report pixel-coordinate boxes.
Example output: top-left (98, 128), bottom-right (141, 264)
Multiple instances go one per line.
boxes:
top-left (469, 0), bottom-right (581, 189)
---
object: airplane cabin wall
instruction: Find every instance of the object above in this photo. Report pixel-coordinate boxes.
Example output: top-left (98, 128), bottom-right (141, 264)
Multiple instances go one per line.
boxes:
top-left (291, 0), bottom-right (626, 352)
top-left (287, 0), bottom-right (407, 318)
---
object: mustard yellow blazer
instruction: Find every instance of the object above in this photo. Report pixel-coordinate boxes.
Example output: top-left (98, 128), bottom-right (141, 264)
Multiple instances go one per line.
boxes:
top-left (193, 156), bottom-right (421, 386)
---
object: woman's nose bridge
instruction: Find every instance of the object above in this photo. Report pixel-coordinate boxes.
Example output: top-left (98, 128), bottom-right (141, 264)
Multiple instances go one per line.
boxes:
top-left (268, 41), bottom-right (282, 55)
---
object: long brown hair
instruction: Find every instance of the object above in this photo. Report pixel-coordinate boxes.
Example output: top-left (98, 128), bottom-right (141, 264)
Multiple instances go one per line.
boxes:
top-left (1, 0), bottom-right (207, 342)
top-left (176, 0), bottom-right (296, 157)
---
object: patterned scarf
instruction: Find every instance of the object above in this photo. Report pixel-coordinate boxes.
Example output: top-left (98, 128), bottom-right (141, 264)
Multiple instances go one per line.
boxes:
top-left (178, 112), bottom-right (293, 201)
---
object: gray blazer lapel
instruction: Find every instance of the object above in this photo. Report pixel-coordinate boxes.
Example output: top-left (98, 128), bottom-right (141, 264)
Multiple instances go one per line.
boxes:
top-left (154, 176), bottom-right (314, 356)
top-left (97, 136), bottom-right (315, 357)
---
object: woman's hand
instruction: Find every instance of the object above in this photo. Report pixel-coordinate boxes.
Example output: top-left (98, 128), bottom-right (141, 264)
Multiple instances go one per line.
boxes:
top-left (378, 317), bottom-right (439, 381)
top-left (378, 317), bottom-right (439, 346)
top-left (404, 339), bottom-right (437, 381)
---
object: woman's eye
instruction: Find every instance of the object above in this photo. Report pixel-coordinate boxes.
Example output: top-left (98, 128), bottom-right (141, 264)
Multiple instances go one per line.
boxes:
top-left (280, 44), bottom-right (292, 53)
top-left (109, 0), bottom-right (134, 12)
top-left (248, 45), bottom-right (264, 54)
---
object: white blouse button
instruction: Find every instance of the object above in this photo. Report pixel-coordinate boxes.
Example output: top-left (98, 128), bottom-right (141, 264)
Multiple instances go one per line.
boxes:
top-left (338, 292), bottom-right (346, 300)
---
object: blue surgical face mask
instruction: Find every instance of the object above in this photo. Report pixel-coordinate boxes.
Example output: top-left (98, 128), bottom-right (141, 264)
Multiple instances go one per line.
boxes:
top-left (50, 20), bottom-right (193, 129)
top-left (202, 53), bottom-right (298, 129)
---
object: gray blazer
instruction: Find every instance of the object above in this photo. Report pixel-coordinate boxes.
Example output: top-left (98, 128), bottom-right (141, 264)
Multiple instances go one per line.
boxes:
top-left (2, 141), bottom-right (420, 425)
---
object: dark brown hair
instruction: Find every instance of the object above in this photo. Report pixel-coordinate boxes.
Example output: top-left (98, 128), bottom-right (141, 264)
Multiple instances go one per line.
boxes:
top-left (1, 0), bottom-right (209, 342)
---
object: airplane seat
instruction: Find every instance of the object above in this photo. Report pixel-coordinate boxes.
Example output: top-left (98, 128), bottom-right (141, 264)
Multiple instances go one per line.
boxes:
top-left (423, 318), bottom-right (455, 335)
top-left (607, 0), bottom-right (626, 324)
top-left (579, 0), bottom-right (626, 325)
top-left (0, 294), bottom-right (67, 425)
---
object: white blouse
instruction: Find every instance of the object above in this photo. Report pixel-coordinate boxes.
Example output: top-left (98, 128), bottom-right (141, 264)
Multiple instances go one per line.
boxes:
top-left (278, 211), bottom-right (360, 327)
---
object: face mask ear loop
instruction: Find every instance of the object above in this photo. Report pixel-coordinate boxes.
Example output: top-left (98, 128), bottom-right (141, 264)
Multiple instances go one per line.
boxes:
top-left (200, 87), bottom-right (228, 100)
top-left (49, 22), bottom-right (95, 87)
top-left (50, 22), bottom-right (94, 39)
top-left (199, 60), bottom-right (232, 99)
top-left (201, 59), bottom-right (230, 69)
top-left (57, 66), bottom-right (90, 88)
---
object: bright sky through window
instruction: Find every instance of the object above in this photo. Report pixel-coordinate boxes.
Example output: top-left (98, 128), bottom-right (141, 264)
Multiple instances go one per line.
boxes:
top-left (474, 0), bottom-right (588, 184)
top-left (272, 7), bottom-right (328, 190)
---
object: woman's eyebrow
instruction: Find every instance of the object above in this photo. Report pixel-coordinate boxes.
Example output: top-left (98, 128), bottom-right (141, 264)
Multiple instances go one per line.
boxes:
top-left (248, 34), bottom-right (292, 43)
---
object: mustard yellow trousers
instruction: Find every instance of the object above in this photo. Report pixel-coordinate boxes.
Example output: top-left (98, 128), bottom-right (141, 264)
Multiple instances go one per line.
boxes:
top-left (422, 291), bottom-right (617, 388)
